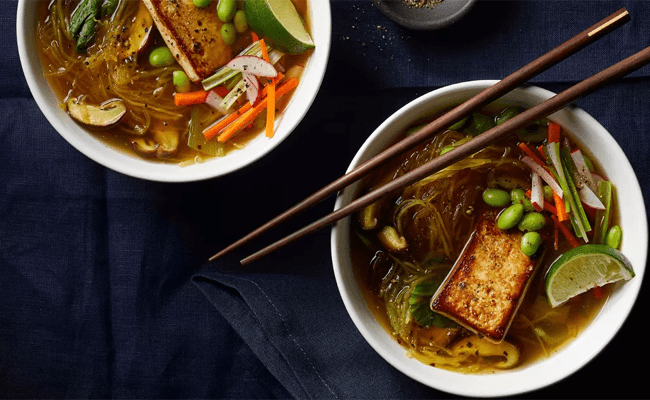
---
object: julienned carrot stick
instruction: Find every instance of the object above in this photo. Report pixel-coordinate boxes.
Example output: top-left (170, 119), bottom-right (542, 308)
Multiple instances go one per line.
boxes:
top-left (259, 40), bottom-right (277, 138)
top-left (518, 142), bottom-right (546, 167)
top-left (251, 32), bottom-right (259, 42)
top-left (266, 84), bottom-right (276, 138)
top-left (551, 214), bottom-right (580, 248)
top-left (525, 190), bottom-right (557, 214)
top-left (174, 90), bottom-right (209, 106)
top-left (203, 73), bottom-right (284, 140)
top-left (537, 145), bottom-right (546, 160)
top-left (554, 191), bottom-right (568, 221)
top-left (217, 78), bottom-right (298, 142)
top-left (548, 122), bottom-right (561, 143)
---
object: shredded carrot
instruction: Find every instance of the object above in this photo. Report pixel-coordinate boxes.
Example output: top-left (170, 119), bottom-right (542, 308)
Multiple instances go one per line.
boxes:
top-left (251, 32), bottom-right (259, 42)
top-left (525, 190), bottom-right (557, 214)
top-left (174, 90), bottom-right (209, 106)
top-left (260, 39), bottom-right (270, 62)
top-left (203, 73), bottom-right (284, 140)
top-left (537, 145), bottom-right (546, 160)
top-left (217, 78), bottom-right (298, 142)
top-left (548, 122), bottom-right (561, 143)
top-left (518, 142), bottom-right (546, 167)
top-left (259, 39), bottom-right (277, 138)
top-left (593, 286), bottom-right (604, 299)
top-left (266, 83), bottom-right (276, 138)
top-left (551, 214), bottom-right (580, 248)
top-left (553, 191), bottom-right (568, 221)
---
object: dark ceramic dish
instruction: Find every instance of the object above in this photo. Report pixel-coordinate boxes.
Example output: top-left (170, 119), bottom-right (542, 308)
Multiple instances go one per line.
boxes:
top-left (372, 0), bottom-right (476, 30)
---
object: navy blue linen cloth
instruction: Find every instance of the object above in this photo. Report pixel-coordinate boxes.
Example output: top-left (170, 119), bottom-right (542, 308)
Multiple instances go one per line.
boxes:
top-left (1, 0), bottom-right (649, 398)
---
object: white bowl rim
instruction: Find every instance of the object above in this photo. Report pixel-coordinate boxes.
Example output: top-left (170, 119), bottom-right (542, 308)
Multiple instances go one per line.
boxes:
top-left (16, 0), bottom-right (331, 182)
top-left (331, 80), bottom-right (648, 397)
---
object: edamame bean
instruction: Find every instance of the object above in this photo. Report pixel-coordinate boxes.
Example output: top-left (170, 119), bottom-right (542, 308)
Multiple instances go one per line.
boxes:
top-left (497, 204), bottom-right (524, 230)
top-left (511, 188), bottom-right (534, 211)
top-left (233, 10), bottom-right (248, 33)
top-left (543, 185), bottom-right (554, 203)
top-left (606, 225), bottom-right (622, 249)
top-left (521, 231), bottom-right (541, 256)
top-left (221, 23), bottom-right (237, 45)
top-left (517, 212), bottom-right (546, 232)
top-left (149, 46), bottom-right (175, 67)
top-left (173, 70), bottom-right (191, 93)
top-left (482, 188), bottom-right (510, 207)
top-left (193, 0), bottom-right (211, 8)
top-left (217, 0), bottom-right (237, 22)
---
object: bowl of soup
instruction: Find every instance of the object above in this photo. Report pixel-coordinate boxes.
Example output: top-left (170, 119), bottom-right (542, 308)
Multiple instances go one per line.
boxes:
top-left (16, 0), bottom-right (330, 182)
top-left (331, 80), bottom-right (647, 397)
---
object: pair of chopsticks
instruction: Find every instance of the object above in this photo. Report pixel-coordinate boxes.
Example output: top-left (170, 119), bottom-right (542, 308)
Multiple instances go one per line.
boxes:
top-left (211, 7), bottom-right (647, 265)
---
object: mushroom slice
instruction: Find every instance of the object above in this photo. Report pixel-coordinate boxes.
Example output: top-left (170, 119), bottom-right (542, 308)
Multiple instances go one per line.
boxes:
top-left (131, 138), bottom-right (158, 157)
top-left (120, 1), bottom-right (154, 59)
top-left (377, 226), bottom-right (407, 252)
top-left (151, 128), bottom-right (179, 159)
top-left (67, 98), bottom-right (127, 127)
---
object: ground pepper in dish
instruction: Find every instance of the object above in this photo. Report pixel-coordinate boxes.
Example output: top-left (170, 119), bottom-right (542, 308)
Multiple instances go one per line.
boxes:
top-left (402, 0), bottom-right (444, 9)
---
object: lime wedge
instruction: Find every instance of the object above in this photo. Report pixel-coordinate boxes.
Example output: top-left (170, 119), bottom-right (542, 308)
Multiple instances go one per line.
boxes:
top-left (244, 0), bottom-right (315, 54)
top-left (545, 244), bottom-right (635, 307)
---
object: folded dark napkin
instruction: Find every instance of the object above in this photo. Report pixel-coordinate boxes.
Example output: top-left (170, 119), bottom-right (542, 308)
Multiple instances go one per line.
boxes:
top-left (1, 0), bottom-right (650, 398)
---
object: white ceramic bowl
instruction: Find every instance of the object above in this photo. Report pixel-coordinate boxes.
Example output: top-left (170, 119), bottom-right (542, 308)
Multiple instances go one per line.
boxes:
top-left (331, 80), bottom-right (647, 397)
top-left (16, 0), bottom-right (330, 182)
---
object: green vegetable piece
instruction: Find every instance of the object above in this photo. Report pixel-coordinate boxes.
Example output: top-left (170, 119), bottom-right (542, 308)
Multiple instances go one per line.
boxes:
top-left (149, 46), bottom-right (175, 67)
top-left (518, 212), bottom-right (546, 232)
top-left (463, 113), bottom-right (495, 136)
top-left (439, 146), bottom-right (454, 156)
top-left (101, 0), bottom-right (119, 16)
top-left (409, 281), bottom-right (457, 328)
top-left (221, 23), bottom-right (237, 45)
top-left (496, 106), bottom-right (520, 125)
top-left (517, 125), bottom-right (547, 142)
top-left (594, 180), bottom-right (612, 244)
top-left (217, 0), bottom-right (237, 22)
top-left (70, 0), bottom-right (101, 36)
top-left (412, 282), bottom-right (437, 296)
top-left (582, 153), bottom-right (595, 172)
top-left (511, 188), bottom-right (534, 211)
top-left (448, 115), bottom-right (468, 131)
top-left (173, 70), bottom-right (191, 93)
top-left (603, 225), bottom-right (620, 247)
top-left (543, 185), bottom-right (554, 203)
top-left (406, 123), bottom-right (427, 136)
top-left (75, 17), bottom-right (96, 53)
top-left (521, 231), bottom-right (541, 256)
top-left (497, 203), bottom-right (524, 230)
top-left (193, 0), bottom-right (212, 8)
top-left (233, 10), bottom-right (249, 33)
top-left (482, 188), bottom-right (510, 207)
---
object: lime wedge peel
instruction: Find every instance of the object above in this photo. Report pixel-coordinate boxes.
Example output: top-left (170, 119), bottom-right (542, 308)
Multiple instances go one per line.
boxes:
top-left (545, 244), bottom-right (635, 307)
top-left (245, 0), bottom-right (315, 54)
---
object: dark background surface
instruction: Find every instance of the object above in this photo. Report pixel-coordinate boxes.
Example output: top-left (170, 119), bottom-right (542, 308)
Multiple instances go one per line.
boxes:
top-left (1, 0), bottom-right (649, 398)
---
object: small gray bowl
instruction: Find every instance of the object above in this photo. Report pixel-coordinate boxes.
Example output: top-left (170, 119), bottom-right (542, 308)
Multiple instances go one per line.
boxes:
top-left (372, 0), bottom-right (476, 30)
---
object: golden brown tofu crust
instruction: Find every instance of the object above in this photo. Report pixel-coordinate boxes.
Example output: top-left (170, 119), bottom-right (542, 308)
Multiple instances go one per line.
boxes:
top-left (142, 0), bottom-right (232, 81)
top-left (431, 211), bottom-right (537, 342)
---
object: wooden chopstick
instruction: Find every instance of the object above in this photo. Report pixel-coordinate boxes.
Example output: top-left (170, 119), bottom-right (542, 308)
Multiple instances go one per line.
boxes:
top-left (241, 44), bottom-right (650, 265)
top-left (209, 8), bottom-right (630, 262)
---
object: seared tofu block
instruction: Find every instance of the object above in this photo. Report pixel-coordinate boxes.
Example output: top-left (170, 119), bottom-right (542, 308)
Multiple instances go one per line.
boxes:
top-left (430, 211), bottom-right (538, 343)
top-left (142, 0), bottom-right (233, 81)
